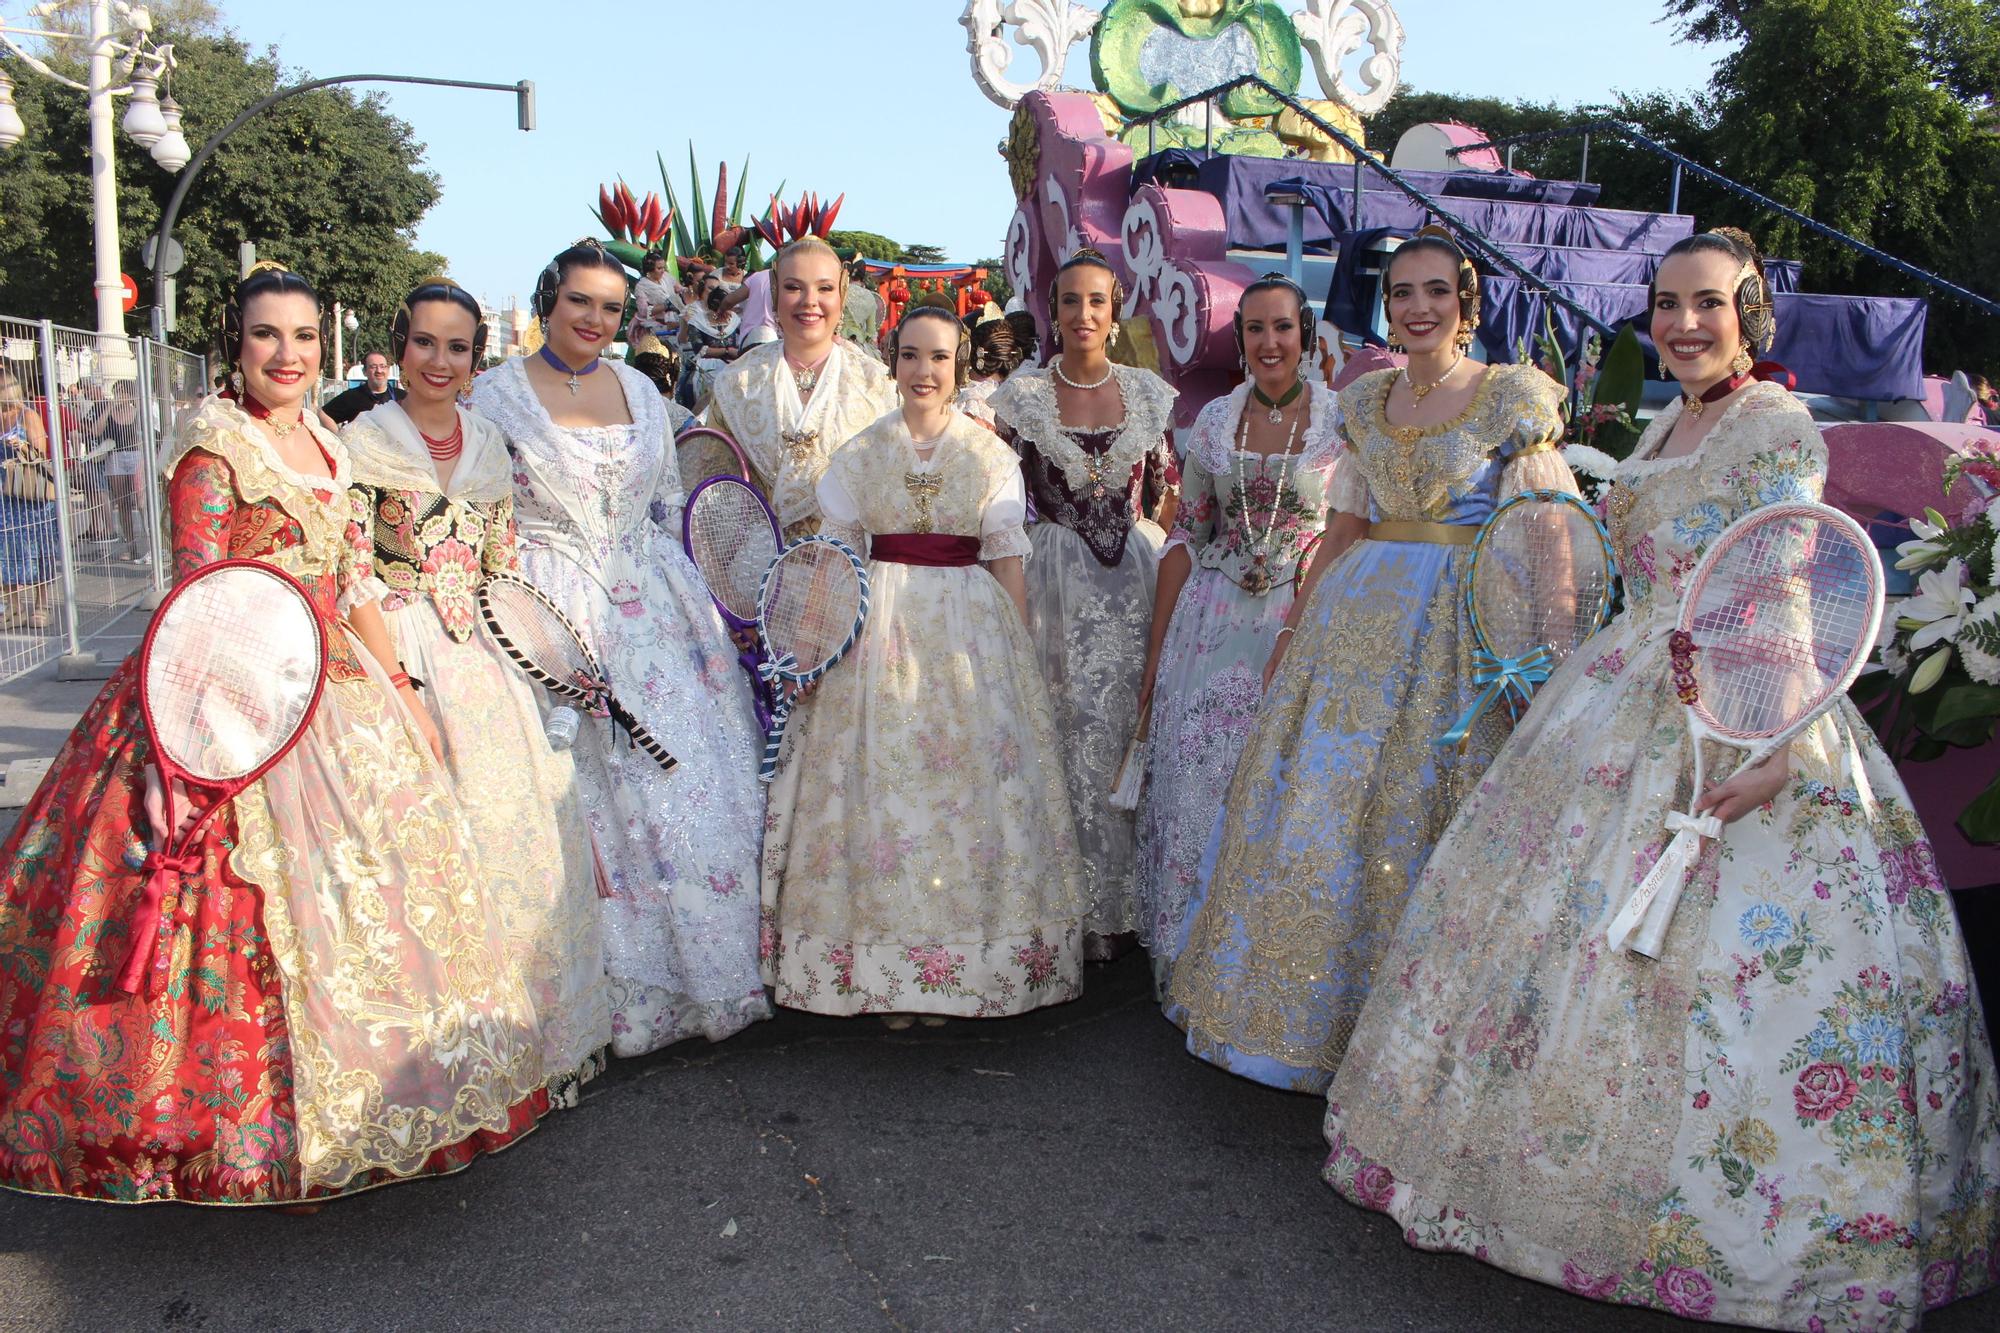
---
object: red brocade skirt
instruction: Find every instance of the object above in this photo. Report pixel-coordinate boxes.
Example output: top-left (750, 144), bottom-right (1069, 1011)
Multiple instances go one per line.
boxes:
top-left (0, 660), bottom-right (544, 1206)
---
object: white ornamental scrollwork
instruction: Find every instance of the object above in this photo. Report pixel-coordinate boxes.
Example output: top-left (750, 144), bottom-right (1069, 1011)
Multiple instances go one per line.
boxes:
top-left (1120, 196), bottom-right (1165, 322)
top-left (1294, 0), bottom-right (1405, 116)
top-left (1121, 196), bottom-right (1202, 366)
top-left (1004, 205), bottom-right (1035, 311)
top-left (1152, 267), bottom-right (1204, 367)
top-left (960, 0), bottom-right (1102, 111)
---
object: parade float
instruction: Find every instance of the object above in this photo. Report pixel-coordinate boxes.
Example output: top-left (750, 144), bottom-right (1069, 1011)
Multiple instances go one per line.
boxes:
top-left (960, 0), bottom-right (2000, 864)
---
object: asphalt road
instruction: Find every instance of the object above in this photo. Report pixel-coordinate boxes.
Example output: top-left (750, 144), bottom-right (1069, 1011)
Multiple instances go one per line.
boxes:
top-left (2, 950), bottom-right (1998, 1332)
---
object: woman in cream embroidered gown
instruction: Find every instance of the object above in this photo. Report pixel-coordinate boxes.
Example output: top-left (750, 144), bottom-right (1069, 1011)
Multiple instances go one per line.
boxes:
top-left (1321, 231), bottom-right (2000, 1331)
top-left (1135, 277), bottom-right (1342, 993)
top-left (989, 250), bottom-right (1178, 959)
top-left (0, 267), bottom-right (542, 1205)
top-left (1166, 233), bottom-right (1578, 1093)
top-left (705, 236), bottom-right (896, 540)
top-left (344, 280), bottom-right (609, 1102)
top-left (762, 309), bottom-right (1087, 1018)
top-left (472, 241), bottom-right (766, 1057)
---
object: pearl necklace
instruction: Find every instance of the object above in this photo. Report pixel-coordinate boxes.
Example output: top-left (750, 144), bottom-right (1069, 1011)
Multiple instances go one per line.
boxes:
top-left (1231, 392), bottom-right (1305, 595)
top-left (1402, 352), bottom-right (1464, 403)
top-left (1054, 359), bottom-right (1114, 391)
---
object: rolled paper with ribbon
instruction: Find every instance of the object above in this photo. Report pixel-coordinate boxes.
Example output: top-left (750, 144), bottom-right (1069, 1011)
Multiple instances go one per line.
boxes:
top-left (1604, 808), bottom-right (1724, 956)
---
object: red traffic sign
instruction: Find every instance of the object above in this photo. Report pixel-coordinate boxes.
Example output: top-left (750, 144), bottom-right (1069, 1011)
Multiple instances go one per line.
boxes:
top-left (120, 272), bottom-right (139, 312)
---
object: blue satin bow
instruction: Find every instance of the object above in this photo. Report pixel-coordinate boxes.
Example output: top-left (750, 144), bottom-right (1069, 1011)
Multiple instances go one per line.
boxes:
top-left (1437, 644), bottom-right (1555, 750)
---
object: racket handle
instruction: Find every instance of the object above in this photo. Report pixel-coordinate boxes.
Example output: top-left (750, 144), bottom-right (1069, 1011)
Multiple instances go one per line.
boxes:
top-left (544, 705), bottom-right (581, 751)
top-left (605, 699), bottom-right (678, 775)
top-left (1604, 810), bottom-right (1720, 957)
top-left (759, 700), bottom-right (792, 785)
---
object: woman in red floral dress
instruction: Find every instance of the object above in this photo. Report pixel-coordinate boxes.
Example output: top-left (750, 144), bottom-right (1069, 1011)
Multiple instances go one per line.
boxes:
top-left (0, 264), bottom-right (546, 1206)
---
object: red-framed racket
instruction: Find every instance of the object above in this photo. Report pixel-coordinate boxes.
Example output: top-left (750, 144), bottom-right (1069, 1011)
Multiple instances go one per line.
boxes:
top-left (124, 558), bottom-right (328, 994)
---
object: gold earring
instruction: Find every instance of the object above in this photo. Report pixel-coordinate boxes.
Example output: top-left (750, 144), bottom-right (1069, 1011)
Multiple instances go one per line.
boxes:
top-left (1456, 326), bottom-right (1476, 351)
top-left (1731, 346), bottom-right (1754, 375)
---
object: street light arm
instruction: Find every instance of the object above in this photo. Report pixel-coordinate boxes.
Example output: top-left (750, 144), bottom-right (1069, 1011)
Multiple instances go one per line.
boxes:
top-left (0, 22), bottom-right (170, 94)
top-left (149, 73), bottom-right (532, 337)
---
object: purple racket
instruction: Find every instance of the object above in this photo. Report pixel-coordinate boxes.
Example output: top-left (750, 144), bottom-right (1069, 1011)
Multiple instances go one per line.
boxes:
top-left (683, 474), bottom-right (783, 728)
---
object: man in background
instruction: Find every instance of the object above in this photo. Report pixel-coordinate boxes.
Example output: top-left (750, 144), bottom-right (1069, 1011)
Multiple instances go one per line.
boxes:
top-left (322, 350), bottom-right (404, 425)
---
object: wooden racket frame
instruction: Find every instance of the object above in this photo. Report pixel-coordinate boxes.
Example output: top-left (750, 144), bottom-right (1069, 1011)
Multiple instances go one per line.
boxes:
top-left (125, 558), bottom-right (328, 994)
top-left (476, 572), bottom-right (679, 775)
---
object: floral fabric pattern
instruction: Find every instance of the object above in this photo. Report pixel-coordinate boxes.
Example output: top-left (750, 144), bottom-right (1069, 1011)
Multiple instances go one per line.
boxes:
top-left (762, 410), bottom-right (1087, 1016)
top-left (1320, 382), bottom-right (2000, 1330)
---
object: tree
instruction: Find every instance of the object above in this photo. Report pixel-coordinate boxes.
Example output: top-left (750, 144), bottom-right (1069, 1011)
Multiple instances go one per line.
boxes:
top-left (899, 243), bottom-right (950, 265)
top-left (828, 229), bottom-right (899, 261)
top-left (974, 258), bottom-right (1013, 307)
top-left (0, 19), bottom-right (447, 360)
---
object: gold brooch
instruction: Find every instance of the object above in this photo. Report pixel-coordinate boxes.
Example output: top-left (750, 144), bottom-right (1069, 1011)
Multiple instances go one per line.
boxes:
top-left (904, 472), bottom-right (944, 533)
top-left (781, 429), bottom-right (820, 464)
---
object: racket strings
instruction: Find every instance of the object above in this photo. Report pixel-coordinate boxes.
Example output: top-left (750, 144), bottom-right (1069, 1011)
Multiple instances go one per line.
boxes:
top-left (146, 575), bottom-right (320, 779)
top-left (482, 583), bottom-right (597, 686)
top-left (1687, 519), bottom-right (1877, 738)
top-left (764, 548), bottom-right (863, 671)
top-left (688, 487), bottom-right (778, 621)
top-left (1471, 505), bottom-right (1613, 658)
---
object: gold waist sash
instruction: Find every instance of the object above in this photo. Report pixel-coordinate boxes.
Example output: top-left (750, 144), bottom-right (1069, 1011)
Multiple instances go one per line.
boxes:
top-left (1367, 520), bottom-right (1478, 546)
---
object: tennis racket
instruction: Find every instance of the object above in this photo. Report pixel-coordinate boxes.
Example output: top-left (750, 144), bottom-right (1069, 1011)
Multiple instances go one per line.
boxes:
top-left (124, 559), bottom-right (328, 994)
top-left (676, 425), bottom-right (752, 490)
top-left (1439, 489), bottom-right (1619, 750)
top-left (1605, 501), bottom-right (1884, 958)
top-left (755, 535), bottom-right (870, 783)
top-left (683, 475), bottom-right (783, 729)
top-left (477, 572), bottom-right (678, 775)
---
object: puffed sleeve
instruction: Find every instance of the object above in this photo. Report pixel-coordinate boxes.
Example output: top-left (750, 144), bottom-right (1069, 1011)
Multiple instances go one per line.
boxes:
top-left (1496, 369), bottom-right (1582, 502)
top-left (1325, 397), bottom-right (1372, 519)
top-left (167, 449), bottom-right (235, 580)
top-left (814, 463), bottom-right (868, 556)
top-left (338, 484), bottom-right (389, 614)
top-left (1717, 413), bottom-right (1827, 514)
top-left (979, 466), bottom-right (1031, 562)
top-left (1165, 444), bottom-right (1219, 558)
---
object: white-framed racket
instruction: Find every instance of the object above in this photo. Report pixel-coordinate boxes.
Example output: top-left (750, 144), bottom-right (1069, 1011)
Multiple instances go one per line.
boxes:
top-left (754, 535), bottom-right (870, 783)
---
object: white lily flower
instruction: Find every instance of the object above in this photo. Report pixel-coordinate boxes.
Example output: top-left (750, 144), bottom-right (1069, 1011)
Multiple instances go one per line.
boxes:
top-left (1899, 558), bottom-right (1976, 652)
top-left (1894, 508), bottom-right (1952, 570)
top-left (1910, 645), bottom-right (1953, 694)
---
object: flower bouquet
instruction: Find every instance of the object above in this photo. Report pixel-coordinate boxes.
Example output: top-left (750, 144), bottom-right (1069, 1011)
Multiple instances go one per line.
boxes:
top-left (1856, 454), bottom-right (2000, 842)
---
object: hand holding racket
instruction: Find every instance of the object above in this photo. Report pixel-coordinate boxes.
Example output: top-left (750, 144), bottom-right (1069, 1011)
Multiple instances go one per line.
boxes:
top-left (1439, 489), bottom-right (1618, 750)
top-left (683, 474), bottom-right (783, 728)
top-left (755, 535), bottom-right (869, 783)
top-left (1605, 501), bottom-right (1884, 958)
top-left (125, 559), bottom-right (328, 995)
top-left (478, 572), bottom-right (678, 775)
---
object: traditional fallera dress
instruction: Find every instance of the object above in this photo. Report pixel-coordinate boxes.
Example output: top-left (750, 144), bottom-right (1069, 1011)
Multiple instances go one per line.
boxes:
top-left (1136, 380), bottom-right (1342, 993)
top-left (1321, 383), bottom-right (2000, 1331)
top-left (704, 339), bottom-right (897, 541)
top-left (0, 397), bottom-right (544, 1205)
top-left (989, 364), bottom-right (1179, 957)
top-left (1165, 362), bottom-right (1576, 1092)
top-left (472, 358), bottom-right (768, 1057)
top-left (761, 408), bottom-right (1088, 1016)
top-left (343, 400), bottom-right (611, 1100)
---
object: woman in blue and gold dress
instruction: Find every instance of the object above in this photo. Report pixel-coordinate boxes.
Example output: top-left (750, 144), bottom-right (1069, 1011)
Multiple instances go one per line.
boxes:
top-left (1165, 229), bottom-right (1579, 1092)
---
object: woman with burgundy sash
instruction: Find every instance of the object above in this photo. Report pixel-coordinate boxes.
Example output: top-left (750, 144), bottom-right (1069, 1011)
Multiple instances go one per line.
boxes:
top-left (759, 307), bottom-right (1086, 1024)
top-left (989, 249), bottom-right (1178, 961)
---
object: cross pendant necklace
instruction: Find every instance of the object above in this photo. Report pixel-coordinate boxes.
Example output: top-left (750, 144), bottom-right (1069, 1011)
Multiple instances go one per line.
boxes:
top-left (538, 344), bottom-right (602, 397)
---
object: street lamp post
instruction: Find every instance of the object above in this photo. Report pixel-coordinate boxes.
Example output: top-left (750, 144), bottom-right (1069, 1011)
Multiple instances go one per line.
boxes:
top-left (0, 2), bottom-right (189, 369)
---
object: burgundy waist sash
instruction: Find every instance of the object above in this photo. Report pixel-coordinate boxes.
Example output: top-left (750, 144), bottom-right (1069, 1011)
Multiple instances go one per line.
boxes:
top-left (870, 533), bottom-right (980, 567)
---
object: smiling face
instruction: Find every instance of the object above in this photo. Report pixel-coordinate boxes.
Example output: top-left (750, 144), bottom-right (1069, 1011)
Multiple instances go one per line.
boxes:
top-left (362, 351), bottom-right (391, 393)
top-left (894, 313), bottom-right (960, 407)
top-left (1384, 247), bottom-right (1463, 355)
top-left (1651, 249), bottom-right (1746, 392)
top-left (776, 248), bottom-right (843, 355)
top-left (1055, 264), bottom-right (1117, 356)
top-left (1240, 286), bottom-right (1304, 388)
top-left (400, 299), bottom-right (477, 408)
top-left (547, 264), bottom-right (627, 366)
top-left (238, 291), bottom-right (323, 412)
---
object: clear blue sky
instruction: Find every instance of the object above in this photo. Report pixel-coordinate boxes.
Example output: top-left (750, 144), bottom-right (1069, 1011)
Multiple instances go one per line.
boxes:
top-left (219, 1), bottom-right (1722, 311)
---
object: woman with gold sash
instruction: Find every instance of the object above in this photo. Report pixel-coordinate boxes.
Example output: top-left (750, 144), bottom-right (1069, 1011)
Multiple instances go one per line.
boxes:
top-left (1165, 229), bottom-right (1579, 1093)
top-left (0, 265), bottom-right (544, 1205)
top-left (343, 279), bottom-right (609, 1106)
top-left (704, 236), bottom-right (896, 540)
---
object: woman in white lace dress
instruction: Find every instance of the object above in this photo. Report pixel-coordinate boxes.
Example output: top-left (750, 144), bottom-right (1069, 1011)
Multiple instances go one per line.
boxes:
top-left (1133, 276), bottom-right (1342, 994)
top-left (989, 249), bottom-right (1178, 961)
top-left (471, 241), bottom-right (768, 1057)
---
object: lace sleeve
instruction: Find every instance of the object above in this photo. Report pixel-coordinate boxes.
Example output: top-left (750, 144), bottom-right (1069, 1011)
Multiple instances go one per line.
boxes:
top-left (167, 449), bottom-right (235, 580)
top-left (979, 467), bottom-right (1031, 562)
top-left (815, 466), bottom-right (867, 556)
top-left (1166, 445), bottom-right (1219, 557)
top-left (1496, 368), bottom-right (1580, 503)
top-left (1327, 441), bottom-right (1371, 518)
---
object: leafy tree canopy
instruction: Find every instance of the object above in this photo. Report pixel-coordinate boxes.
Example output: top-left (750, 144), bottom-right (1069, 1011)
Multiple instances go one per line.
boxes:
top-left (0, 9), bottom-right (447, 363)
top-left (899, 243), bottom-right (950, 265)
top-left (827, 229), bottom-right (899, 261)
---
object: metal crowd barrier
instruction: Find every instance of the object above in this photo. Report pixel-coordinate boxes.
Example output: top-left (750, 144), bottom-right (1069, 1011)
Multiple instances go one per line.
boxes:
top-left (0, 317), bottom-right (207, 684)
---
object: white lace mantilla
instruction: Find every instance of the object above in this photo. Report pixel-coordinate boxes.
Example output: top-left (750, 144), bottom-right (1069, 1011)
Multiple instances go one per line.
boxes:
top-left (988, 364), bottom-right (1178, 495)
